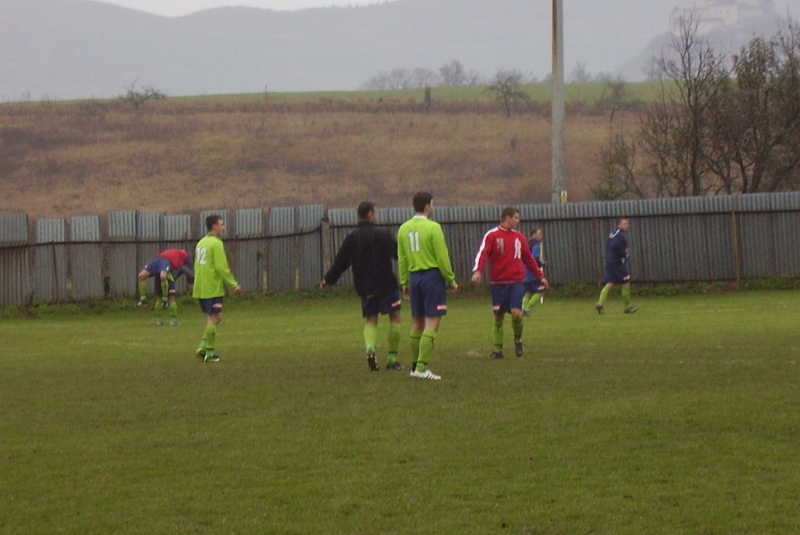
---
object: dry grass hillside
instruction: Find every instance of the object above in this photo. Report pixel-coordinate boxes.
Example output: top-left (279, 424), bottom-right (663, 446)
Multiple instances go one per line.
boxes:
top-left (0, 98), bottom-right (634, 218)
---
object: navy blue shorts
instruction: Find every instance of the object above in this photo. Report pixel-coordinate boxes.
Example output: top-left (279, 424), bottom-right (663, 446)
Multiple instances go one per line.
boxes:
top-left (603, 262), bottom-right (631, 285)
top-left (491, 282), bottom-right (525, 315)
top-left (361, 291), bottom-right (402, 318)
top-left (523, 280), bottom-right (545, 294)
top-left (143, 257), bottom-right (171, 277)
top-left (409, 269), bottom-right (448, 318)
top-left (198, 297), bottom-right (224, 315)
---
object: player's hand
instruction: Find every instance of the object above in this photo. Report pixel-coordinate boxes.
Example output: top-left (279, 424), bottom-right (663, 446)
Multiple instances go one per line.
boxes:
top-left (449, 281), bottom-right (459, 292)
top-left (402, 287), bottom-right (410, 301)
top-left (319, 280), bottom-right (329, 290)
top-left (541, 277), bottom-right (550, 289)
top-left (233, 284), bottom-right (242, 294)
top-left (470, 272), bottom-right (481, 284)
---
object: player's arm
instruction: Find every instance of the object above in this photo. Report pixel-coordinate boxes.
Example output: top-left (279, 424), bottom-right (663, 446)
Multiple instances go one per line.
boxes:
top-left (470, 230), bottom-right (492, 283)
top-left (322, 234), bottom-right (354, 288)
top-left (432, 224), bottom-right (457, 287)
top-left (213, 241), bottom-right (240, 291)
top-left (396, 227), bottom-right (410, 295)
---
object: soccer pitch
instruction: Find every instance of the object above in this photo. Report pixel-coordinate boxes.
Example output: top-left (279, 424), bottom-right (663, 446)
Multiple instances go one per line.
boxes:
top-left (2, 291), bottom-right (798, 534)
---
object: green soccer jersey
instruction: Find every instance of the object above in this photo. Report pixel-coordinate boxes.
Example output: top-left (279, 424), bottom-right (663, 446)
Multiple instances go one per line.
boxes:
top-left (192, 234), bottom-right (238, 299)
top-left (397, 215), bottom-right (456, 288)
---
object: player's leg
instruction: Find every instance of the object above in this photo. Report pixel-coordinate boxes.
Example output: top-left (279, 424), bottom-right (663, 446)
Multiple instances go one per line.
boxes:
top-left (159, 270), bottom-right (170, 307)
top-left (413, 271), bottom-right (446, 379)
top-left (137, 267), bottom-right (153, 306)
top-left (376, 292), bottom-right (403, 369)
top-left (167, 273), bottom-right (178, 325)
top-left (363, 315), bottom-right (380, 371)
top-left (490, 285), bottom-right (507, 358)
top-left (153, 276), bottom-right (165, 325)
top-left (508, 283), bottom-right (525, 357)
top-left (596, 280), bottom-right (614, 314)
top-left (197, 298), bottom-right (224, 362)
top-left (407, 273), bottom-right (426, 372)
top-left (622, 282), bottom-right (637, 313)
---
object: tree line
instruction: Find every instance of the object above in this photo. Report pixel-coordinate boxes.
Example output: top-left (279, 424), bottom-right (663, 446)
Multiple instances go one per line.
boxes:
top-left (595, 15), bottom-right (800, 199)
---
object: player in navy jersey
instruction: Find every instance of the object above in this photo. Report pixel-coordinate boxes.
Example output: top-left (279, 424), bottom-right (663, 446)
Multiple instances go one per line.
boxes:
top-left (596, 218), bottom-right (637, 315)
top-left (471, 206), bottom-right (548, 359)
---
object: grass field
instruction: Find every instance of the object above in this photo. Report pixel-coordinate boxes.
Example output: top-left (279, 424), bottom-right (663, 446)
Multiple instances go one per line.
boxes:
top-left (2, 290), bottom-right (799, 534)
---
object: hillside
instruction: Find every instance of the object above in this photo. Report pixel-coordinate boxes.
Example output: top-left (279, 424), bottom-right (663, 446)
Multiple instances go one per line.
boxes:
top-left (0, 0), bottom-right (679, 100)
top-left (0, 96), bottom-right (631, 218)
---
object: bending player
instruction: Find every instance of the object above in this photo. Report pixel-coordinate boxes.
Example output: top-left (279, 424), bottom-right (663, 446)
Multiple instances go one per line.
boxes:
top-left (137, 248), bottom-right (195, 326)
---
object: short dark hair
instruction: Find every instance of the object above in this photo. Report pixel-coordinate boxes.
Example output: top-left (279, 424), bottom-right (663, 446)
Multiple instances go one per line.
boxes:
top-left (205, 214), bottom-right (222, 231)
top-left (357, 201), bottom-right (375, 220)
top-left (501, 206), bottom-right (519, 221)
top-left (412, 191), bottom-right (433, 213)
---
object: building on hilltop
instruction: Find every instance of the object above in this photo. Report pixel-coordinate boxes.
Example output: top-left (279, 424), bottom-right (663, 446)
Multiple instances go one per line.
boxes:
top-left (670, 0), bottom-right (777, 34)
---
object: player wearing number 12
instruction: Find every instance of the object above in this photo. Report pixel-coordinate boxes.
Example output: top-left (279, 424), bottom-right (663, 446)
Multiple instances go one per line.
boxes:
top-left (397, 191), bottom-right (458, 381)
top-left (193, 214), bottom-right (241, 362)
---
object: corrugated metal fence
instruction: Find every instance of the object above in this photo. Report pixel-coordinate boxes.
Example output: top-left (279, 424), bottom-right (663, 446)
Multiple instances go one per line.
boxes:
top-left (2, 193), bottom-right (800, 307)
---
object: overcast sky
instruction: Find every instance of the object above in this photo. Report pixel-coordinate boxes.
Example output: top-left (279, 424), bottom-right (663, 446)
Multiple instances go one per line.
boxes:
top-left (96, 0), bottom-right (393, 17)
top-left (97, 0), bottom-right (797, 19)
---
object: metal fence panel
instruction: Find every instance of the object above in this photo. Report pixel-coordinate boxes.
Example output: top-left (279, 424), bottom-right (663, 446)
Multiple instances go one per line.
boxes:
top-left (0, 214), bottom-right (30, 307)
top-left (69, 216), bottom-right (104, 300)
top-left (268, 207), bottom-right (296, 292)
top-left (35, 218), bottom-right (68, 303)
top-left (107, 211), bottom-right (138, 297)
top-left (234, 208), bottom-right (267, 292)
top-left (298, 205), bottom-right (325, 290)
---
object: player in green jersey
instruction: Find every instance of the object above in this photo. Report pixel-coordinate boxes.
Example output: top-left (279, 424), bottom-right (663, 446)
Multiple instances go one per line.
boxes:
top-left (193, 214), bottom-right (241, 362)
top-left (397, 191), bottom-right (458, 381)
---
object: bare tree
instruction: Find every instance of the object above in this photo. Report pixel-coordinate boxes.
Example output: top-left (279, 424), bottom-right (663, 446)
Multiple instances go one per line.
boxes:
top-left (123, 78), bottom-right (166, 110)
top-left (486, 69), bottom-right (530, 118)
top-left (592, 129), bottom-right (645, 200)
top-left (569, 61), bottom-right (591, 83)
top-left (639, 14), bottom-right (728, 196)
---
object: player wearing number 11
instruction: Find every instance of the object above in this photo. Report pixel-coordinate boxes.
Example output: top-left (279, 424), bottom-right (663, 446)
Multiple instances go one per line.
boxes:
top-left (397, 191), bottom-right (458, 381)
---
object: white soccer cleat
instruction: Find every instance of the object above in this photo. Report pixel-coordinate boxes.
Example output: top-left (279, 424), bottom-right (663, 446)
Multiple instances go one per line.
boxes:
top-left (410, 369), bottom-right (441, 381)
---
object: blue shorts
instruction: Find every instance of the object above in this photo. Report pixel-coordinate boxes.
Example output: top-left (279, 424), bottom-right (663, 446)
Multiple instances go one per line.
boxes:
top-left (361, 291), bottom-right (402, 318)
top-left (490, 282), bottom-right (525, 315)
top-left (143, 257), bottom-right (171, 277)
top-left (198, 297), bottom-right (224, 315)
top-left (603, 262), bottom-right (631, 285)
top-left (523, 280), bottom-right (545, 294)
top-left (409, 269), bottom-right (448, 318)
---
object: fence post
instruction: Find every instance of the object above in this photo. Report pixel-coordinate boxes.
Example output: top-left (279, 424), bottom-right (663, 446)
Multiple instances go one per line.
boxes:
top-left (731, 211), bottom-right (741, 284)
top-left (320, 217), bottom-right (332, 277)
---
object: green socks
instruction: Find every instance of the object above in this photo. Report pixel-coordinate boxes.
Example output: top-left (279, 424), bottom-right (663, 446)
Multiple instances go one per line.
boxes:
top-left (598, 284), bottom-right (612, 306)
top-left (138, 279), bottom-right (147, 300)
top-left (622, 284), bottom-right (631, 307)
top-left (512, 317), bottom-right (523, 342)
top-left (492, 320), bottom-right (504, 351)
top-left (387, 322), bottom-right (401, 363)
top-left (203, 324), bottom-right (216, 356)
top-left (417, 329), bottom-right (437, 371)
top-left (409, 329), bottom-right (422, 364)
top-left (363, 323), bottom-right (378, 352)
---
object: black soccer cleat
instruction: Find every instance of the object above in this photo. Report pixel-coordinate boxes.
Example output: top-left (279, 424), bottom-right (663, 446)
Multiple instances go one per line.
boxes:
top-left (514, 341), bottom-right (524, 357)
top-left (366, 350), bottom-right (380, 371)
top-left (385, 362), bottom-right (404, 370)
top-left (489, 351), bottom-right (504, 359)
top-left (595, 304), bottom-right (604, 315)
top-left (624, 306), bottom-right (638, 314)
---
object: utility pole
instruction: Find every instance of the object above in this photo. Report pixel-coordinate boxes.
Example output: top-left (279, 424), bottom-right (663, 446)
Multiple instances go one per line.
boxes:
top-left (551, 0), bottom-right (567, 203)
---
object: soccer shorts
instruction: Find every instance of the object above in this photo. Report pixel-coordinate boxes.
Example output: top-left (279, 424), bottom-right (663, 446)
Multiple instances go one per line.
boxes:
top-left (491, 282), bottom-right (525, 315)
top-left (143, 257), bottom-right (171, 278)
top-left (408, 269), bottom-right (448, 318)
top-left (603, 262), bottom-right (631, 285)
top-left (361, 291), bottom-right (402, 318)
top-left (198, 297), bottom-right (224, 315)
top-left (523, 280), bottom-right (545, 294)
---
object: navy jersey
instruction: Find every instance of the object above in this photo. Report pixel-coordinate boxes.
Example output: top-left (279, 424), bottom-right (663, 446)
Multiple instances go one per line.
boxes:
top-left (605, 229), bottom-right (628, 266)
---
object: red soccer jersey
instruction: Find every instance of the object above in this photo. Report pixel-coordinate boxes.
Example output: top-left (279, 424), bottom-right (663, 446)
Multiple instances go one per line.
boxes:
top-left (157, 248), bottom-right (189, 270)
top-left (472, 226), bottom-right (543, 284)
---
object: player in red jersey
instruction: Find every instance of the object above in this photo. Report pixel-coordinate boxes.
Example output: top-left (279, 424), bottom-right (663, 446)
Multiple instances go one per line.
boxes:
top-left (471, 206), bottom-right (548, 359)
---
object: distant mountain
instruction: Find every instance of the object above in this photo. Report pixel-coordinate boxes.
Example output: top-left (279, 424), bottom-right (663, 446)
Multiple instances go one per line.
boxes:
top-left (0, 0), bottom-right (789, 100)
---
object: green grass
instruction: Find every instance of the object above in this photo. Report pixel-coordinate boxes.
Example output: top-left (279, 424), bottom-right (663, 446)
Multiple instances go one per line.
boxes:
top-left (2, 291), bottom-right (799, 534)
